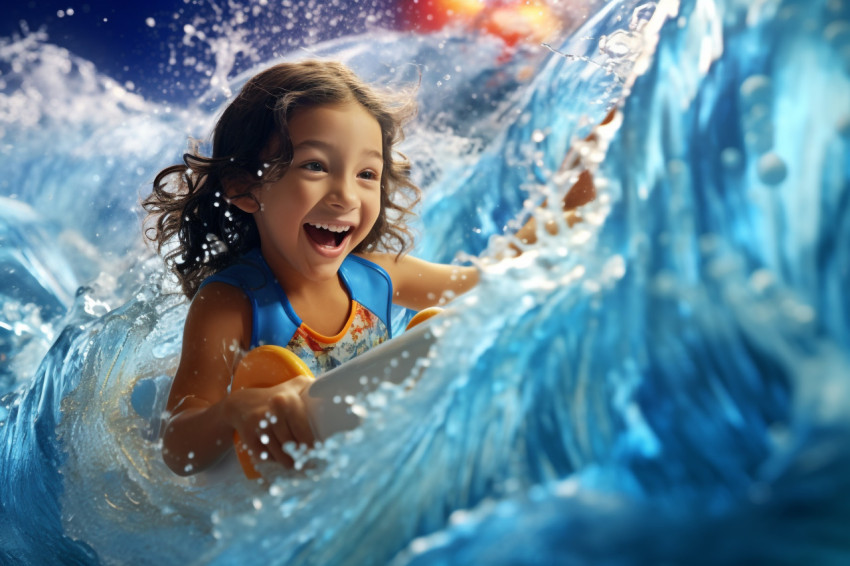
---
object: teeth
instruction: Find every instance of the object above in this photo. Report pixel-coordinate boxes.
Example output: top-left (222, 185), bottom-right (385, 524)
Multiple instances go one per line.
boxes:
top-left (309, 223), bottom-right (351, 233)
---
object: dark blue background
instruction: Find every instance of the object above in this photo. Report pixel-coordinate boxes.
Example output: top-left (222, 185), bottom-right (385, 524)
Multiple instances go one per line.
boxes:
top-left (2, 0), bottom-right (405, 102)
top-left (3, 1), bottom-right (193, 100)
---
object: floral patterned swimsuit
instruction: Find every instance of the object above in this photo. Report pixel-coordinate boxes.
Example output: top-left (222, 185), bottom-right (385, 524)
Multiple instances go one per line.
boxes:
top-left (286, 301), bottom-right (388, 374)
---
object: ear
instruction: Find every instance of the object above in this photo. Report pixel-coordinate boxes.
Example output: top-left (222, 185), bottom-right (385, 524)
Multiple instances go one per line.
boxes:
top-left (224, 182), bottom-right (260, 214)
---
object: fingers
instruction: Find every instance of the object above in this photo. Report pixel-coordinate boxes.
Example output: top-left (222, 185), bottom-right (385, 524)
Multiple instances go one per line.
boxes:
top-left (271, 395), bottom-right (315, 447)
top-left (265, 377), bottom-right (315, 467)
top-left (257, 418), bottom-right (295, 468)
top-left (232, 375), bottom-right (316, 469)
top-left (237, 428), bottom-right (292, 469)
top-left (286, 375), bottom-right (316, 444)
top-left (562, 169), bottom-right (595, 211)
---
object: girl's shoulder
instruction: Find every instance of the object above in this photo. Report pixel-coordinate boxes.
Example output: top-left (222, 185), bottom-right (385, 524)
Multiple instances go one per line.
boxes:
top-left (186, 281), bottom-right (251, 342)
top-left (355, 252), bottom-right (479, 312)
top-left (356, 252), bottom-right (467, 279)
top-left (191, 280), bottom-right (251, 304)
top-left (354, 252), bottom-right (403, 275)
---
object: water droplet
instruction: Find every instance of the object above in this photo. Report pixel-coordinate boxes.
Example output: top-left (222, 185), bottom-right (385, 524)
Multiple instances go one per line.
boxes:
top-left (720, 147), bottom-right (743, 171)
top-left (757, 152), bottom-right (788, 185)
top-left (740, 75), bottom-right (772, 109)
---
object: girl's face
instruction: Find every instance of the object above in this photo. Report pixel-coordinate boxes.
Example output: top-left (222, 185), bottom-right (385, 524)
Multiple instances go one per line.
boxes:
top-left (242, 102), bottom-right (383, 290)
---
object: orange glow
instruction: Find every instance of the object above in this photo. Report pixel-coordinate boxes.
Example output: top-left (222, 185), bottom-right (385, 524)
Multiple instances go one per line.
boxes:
top-left (483, 2), bottom-right (560, 46)
top-left (402, 0), bottom-right (561, 48)
top-left (442, 0), bottom-right (486, 18)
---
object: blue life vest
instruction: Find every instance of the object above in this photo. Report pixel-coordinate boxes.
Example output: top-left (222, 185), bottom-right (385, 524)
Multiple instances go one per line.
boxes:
top-left (199, 248), bottom-right (394, 349)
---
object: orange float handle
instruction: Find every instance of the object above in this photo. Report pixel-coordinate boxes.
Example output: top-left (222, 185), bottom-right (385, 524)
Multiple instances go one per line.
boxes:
top-left (405, 306), bottom-right (443, 330)
top-left (231, 345), bottom-right (315, 479)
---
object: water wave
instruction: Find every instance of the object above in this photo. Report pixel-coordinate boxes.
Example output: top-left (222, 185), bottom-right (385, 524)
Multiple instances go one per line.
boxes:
top-left (2, 0), bottom-right (849, 564)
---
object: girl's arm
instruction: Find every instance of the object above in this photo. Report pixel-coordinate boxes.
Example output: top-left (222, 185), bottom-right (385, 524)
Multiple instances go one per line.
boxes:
top-left (364, 253), bottom-right (480, 312)
top-left (161, 283), bottom-right (314, 476)
top-left (363, 167), bottom-right (594, 312)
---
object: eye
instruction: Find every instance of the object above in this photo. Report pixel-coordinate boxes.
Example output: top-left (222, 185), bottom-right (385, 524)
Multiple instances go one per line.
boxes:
top-left (359, 169), bottom-right (380, 181)
top-left (302, 161), bottom-right (325, 172)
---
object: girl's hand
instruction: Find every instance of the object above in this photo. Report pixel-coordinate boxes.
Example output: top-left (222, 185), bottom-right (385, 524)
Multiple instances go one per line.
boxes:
top-left (223, 375), bottom-right (316, 468)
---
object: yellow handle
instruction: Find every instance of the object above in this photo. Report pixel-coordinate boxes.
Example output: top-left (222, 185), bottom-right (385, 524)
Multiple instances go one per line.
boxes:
top-left (405, 306), bottom-right (443, 330)
top-left (231, 345), bottom-right (314, 479)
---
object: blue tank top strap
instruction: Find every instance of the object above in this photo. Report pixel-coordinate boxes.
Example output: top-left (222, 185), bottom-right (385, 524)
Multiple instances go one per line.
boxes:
top-left (339, 255), bottom-right (394, 338)
top-left (198, 249), bottom-right (300, 349)
top-left (198, 249), bottom-right (394, 348)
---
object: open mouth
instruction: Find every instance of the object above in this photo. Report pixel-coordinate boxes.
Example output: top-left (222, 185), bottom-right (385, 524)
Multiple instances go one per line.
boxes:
top-left (304, 223), bottom-right (351, 249)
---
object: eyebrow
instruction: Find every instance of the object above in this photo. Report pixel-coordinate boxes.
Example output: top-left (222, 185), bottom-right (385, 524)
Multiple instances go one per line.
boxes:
top-left (292, 139), bottom-right (383, 161)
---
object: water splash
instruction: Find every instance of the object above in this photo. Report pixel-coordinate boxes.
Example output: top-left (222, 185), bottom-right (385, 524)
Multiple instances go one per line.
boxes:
top-left (2, 0), bottom-right (849, 564)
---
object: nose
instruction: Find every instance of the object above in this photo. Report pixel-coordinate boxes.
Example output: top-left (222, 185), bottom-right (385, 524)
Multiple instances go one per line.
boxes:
top-left (326, 173), bottom-right (359, 211)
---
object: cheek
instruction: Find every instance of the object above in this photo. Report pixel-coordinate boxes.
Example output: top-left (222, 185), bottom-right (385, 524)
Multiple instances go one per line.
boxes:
top-left (263, 185), bottom-right (302, 215)
top-left (371, 187), bottom-right (383, 212)
top-left (367, 193), bottom-right (382, 225)
top-left (355, 193), bottom-right (381, 243)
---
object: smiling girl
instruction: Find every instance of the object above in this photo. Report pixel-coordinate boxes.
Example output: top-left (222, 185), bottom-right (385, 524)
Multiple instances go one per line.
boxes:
top-left (143, 61), bottom-right (485, 476)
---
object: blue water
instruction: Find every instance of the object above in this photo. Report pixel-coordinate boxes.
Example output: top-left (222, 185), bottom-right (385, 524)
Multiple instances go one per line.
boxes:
top-left (2, 0), bottom-right (849, 564)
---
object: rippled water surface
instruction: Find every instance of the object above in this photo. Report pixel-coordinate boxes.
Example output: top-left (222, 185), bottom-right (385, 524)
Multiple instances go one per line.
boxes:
top-left (2, 0), bottom-right (849, 564)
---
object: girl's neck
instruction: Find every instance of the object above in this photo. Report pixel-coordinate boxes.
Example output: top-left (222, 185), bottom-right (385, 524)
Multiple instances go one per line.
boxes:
top-left (287, 277), bottom-right (351, 337)
top-left (261, 253), bottom-right (352, 337)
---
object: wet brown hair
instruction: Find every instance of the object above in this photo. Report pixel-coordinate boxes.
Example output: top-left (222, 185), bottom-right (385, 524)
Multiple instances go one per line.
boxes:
top-left (143, 60), bottom-right (420, 297)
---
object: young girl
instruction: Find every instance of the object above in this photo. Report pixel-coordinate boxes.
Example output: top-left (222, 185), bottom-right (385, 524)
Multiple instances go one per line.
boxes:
top-left (144, 60), bottom-right (601, 477)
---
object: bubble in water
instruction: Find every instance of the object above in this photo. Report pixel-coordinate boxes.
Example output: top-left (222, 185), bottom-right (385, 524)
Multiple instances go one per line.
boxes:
top-left (720, 147), bottom-right (744, 171)
top-left (757, 152), bottom-right (788, 185)
top-left (740, 75), bottom-right (772, 109)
